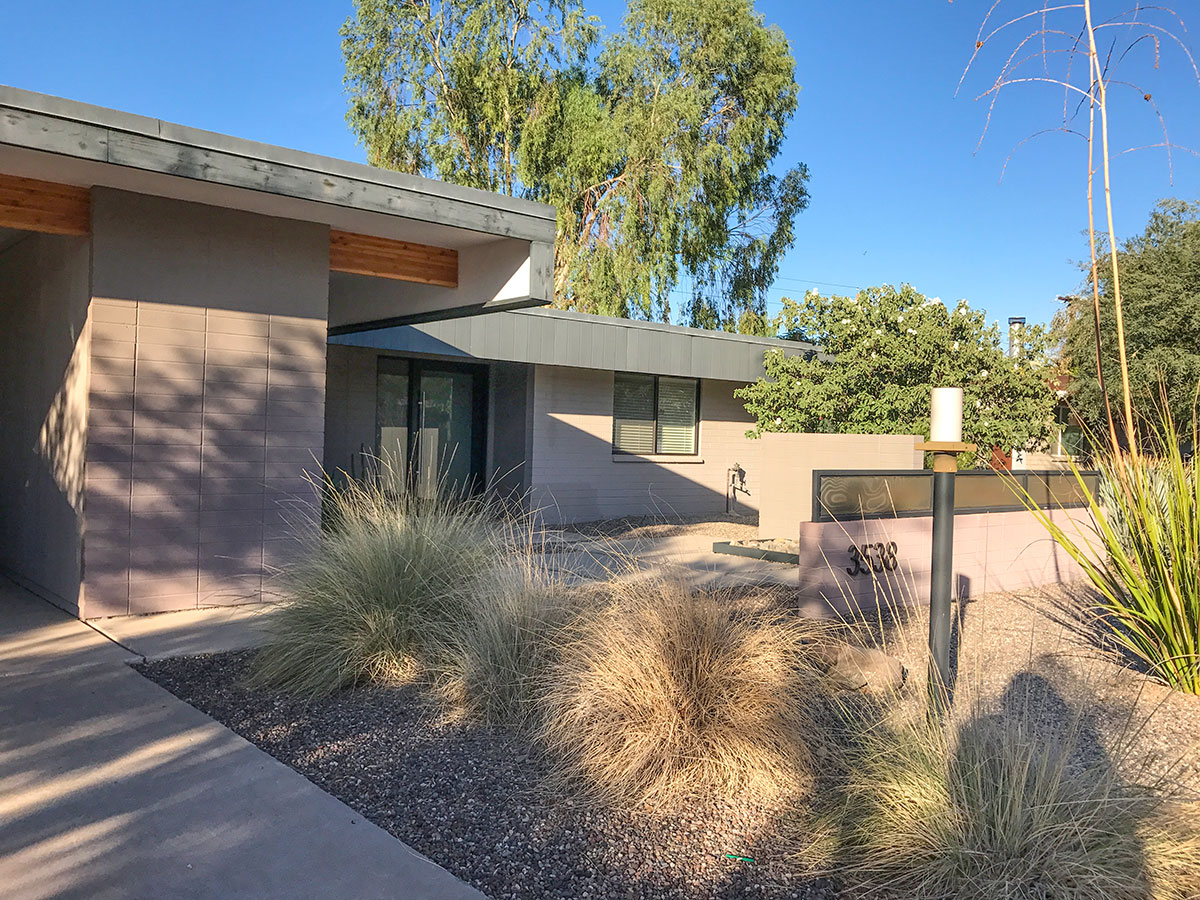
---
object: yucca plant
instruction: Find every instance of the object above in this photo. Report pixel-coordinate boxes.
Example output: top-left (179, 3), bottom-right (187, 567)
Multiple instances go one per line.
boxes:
top-left (1023, 407), bottom-right (1200, 694)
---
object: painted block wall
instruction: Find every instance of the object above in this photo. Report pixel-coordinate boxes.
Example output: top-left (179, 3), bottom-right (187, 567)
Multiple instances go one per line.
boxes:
top-left (82, 189), bottom-right (330, 617)
top-left (323, 343), bottom-right (379, 479)
top-left (757, 432), bottom-right (925, 538)
top-left (0, 232), bottom-right (91, 613)
top-left (794, 506), bottom-right (1091, 611)
top-left (527, 365), bottom-right (761, 524)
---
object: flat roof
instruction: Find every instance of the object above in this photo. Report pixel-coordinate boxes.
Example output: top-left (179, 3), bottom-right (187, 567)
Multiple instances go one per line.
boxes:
top-left (333, 306), bottom-right (815, 382)
top-left (0, 85), bottom-right (556, 248)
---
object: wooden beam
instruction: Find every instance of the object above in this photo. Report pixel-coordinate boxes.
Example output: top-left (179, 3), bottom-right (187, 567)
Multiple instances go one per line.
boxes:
top-left (329, 229), bottom-right (458, 288)
top-left (0, 174), bottom-right (90, 236)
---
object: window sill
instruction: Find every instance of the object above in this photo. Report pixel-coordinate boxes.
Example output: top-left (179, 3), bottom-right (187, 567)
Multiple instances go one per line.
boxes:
top-left (612, 454), bottom-right (705, 464)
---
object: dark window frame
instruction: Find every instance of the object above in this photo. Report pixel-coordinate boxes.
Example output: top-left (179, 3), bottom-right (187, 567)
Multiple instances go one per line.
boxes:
top-left (611, 372), bottom-right (701, 456)
top-left (375, 355), bottom-right (490, 494)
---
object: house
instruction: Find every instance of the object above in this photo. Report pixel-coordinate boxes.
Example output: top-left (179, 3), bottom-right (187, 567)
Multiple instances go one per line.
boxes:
top-left (326, 308), bottom-right (816, 524)
top-left (0, 86), bottom-right (554, 619)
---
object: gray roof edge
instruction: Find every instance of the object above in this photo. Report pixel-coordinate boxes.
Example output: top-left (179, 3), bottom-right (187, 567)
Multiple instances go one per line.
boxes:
top-left (510, 307), bottom-right (815, 352)
top-left (0, 84), bottom-right (556, 223)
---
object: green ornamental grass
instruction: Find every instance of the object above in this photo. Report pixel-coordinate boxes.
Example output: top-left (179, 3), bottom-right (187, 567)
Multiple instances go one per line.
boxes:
top-left (1024, 407), bottom-right (1200, 694)
top-left (254, 473), bottom-right (501, 698)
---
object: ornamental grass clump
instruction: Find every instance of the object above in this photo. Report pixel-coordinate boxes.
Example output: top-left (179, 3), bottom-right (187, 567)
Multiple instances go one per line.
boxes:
top-left (539, 575), bottom-right (832, 806)
top-left (435, 542), bottom-right (583, 730)
top-left (828, 688), bottom-right (1200, 900)
top-left (1026, 406), bottom-right (1200, 693)
top-left (254, 472), bottom-right (502, 698)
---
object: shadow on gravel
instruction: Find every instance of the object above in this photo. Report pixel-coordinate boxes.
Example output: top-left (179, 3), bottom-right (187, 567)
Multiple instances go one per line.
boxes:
top-left (140, 650), bottom-right (841, 900)
top-left (1017, 583), bottom-right (1156, 676)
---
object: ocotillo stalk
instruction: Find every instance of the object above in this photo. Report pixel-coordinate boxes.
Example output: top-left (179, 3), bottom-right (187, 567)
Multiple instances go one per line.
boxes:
top-left (1086, 80), bottom-right (1121, 458)
top-left (1085, 0), bottom-right (1138, 456)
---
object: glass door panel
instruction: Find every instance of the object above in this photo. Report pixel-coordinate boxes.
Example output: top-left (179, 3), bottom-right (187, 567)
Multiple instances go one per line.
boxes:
top-left (415, 367), bottom-right (477, 498)
top-left (376, 358), bottom-right (410, 494)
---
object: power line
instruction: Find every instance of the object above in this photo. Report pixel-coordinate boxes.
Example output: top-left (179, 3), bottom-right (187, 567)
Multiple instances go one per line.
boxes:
top-left (665, 274), bottom-right (864, 296)
top-left (771, 275), bottom-right (864, 292)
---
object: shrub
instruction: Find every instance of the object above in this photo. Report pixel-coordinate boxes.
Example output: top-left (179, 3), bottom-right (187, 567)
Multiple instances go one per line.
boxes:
top-left (254, 474), bottom-right (501, 698)
top-left (436, 549), bottom-right (582, 729)
top-left (1027, 408), bottom-right (1200, 693)
top-left (828, 691), bottom-right (1200, 900)
top-left (538, 575), bottom-right (832, 806)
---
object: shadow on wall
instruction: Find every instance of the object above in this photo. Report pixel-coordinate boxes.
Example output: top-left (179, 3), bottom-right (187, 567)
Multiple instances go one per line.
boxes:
top-left (84, 297), bottom-right (329, 618)
top-left (526, 381), bottom-right (758, 526)
top-left (0, 232), bottom-right (91, 615)
top-left (79, 188), bottom-right (332, 619)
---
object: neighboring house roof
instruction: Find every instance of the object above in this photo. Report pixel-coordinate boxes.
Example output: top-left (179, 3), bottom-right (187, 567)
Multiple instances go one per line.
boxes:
top-left (332, 306), bottom-right (815, 382)
top-left (0, 85), bottom-right (556, 247)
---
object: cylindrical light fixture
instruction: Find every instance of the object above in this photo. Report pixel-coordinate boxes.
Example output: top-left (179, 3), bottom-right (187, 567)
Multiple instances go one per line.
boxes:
top-left (930, 387), bottom-right (964, 443)
top-left (915, 385), bottom-right (974, 721)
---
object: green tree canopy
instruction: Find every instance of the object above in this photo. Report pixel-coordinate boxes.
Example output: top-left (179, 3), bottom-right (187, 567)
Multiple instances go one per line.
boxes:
top-left (736, 285), bottom-right (1058, 467)
top-left (341, 0), bottom-right (809, 327)
top-left (1059, 199), bottom-right (1200, 434)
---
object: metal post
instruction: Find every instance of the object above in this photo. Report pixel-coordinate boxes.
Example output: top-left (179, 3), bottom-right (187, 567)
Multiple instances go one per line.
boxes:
top-left (927, 461), bottom-right (956, 718)
top-left (917, 386), bottom-right (972, 722)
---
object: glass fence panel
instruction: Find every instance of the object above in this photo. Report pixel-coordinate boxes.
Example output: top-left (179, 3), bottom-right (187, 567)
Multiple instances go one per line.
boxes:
top-left (814, 470), bottom-right (1099, 521)
top-left (1046, 472), bottom-right (1093, 507)
top-left (817, 473), bottom-right (933, 520)
top-left (1026, 473), bottom-right (1052, 508)
top-left (952, 473), bottom-right (1023, 510)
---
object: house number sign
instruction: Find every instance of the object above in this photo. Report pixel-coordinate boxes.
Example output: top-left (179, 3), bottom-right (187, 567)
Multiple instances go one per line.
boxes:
top-left (846, 541), bottom-right (899, 576)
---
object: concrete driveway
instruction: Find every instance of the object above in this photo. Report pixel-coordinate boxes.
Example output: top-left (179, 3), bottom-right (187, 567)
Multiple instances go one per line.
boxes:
top-left (0, 578), bottom-right (483, 900)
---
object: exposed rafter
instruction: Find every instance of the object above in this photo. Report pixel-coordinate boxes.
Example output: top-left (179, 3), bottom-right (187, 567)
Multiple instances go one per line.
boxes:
top-left (329, 229), bottom-right (458, 288)
top-left (0, 174), bottom-right (90, 236)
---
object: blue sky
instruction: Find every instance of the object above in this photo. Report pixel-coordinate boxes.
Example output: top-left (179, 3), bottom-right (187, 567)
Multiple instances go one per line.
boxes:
top-left (4, 1), bottom-right (1197, 329)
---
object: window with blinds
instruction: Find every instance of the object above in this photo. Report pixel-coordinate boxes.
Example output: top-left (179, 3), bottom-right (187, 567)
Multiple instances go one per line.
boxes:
top-left (612, 373), bottom-right (699, 455)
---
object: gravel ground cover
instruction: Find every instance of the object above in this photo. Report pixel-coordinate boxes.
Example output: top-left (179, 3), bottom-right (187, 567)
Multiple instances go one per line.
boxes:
top-left (852, 583), bottom-right (1200, 794)
top-left (138, 584), bottom-right (1200, 899)
top-left (565, 514), bottom-right (759, 543)
top-left (140, 651), bottom-right (837, 900)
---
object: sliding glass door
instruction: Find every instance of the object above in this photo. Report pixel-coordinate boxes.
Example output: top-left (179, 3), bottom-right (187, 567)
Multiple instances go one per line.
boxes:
top-left (375, 358), bottom-right (487, 497)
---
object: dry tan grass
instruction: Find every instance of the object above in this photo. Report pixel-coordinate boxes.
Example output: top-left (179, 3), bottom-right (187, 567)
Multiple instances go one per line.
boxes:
top-left (538, 574), bottom-right (834, 807)
top-left (816, 682), bottom-right (1200, 900)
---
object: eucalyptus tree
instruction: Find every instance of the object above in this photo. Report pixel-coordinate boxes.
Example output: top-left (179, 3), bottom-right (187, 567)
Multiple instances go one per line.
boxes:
top-left (341, 0), bottom-right (809, 327)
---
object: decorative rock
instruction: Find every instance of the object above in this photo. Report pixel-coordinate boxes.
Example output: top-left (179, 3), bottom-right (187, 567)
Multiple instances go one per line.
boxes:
top-left (821, 644), bottom-right (907, 695)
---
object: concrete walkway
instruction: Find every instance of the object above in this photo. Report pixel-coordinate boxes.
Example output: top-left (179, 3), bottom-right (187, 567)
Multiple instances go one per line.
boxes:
top-left (0, 578), bottom-right (483, 900)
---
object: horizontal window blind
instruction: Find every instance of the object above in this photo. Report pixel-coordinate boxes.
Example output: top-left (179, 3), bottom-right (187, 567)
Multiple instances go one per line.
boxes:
top-left (656, 376), bottom-right (698, 454)
top-left (612, 373), bottom-right (656, 453)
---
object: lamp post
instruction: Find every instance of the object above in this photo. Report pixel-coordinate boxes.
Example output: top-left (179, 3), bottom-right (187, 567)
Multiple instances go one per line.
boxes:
top-left (915, 387), bottom-right (975, 719)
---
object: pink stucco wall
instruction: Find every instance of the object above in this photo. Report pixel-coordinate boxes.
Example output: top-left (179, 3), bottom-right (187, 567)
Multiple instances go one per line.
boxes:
top-left (795, 506), bottom-right (1092, 611)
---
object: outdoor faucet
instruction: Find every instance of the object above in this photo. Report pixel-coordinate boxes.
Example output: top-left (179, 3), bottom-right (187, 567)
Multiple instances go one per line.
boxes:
top-left (726, 463), bottom-right (749, 514)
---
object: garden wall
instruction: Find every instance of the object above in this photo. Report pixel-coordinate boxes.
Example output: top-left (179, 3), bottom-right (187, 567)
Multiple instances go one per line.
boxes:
top-left (794, 506), bottom-right (1092, 610)
top-left (757, 432), bottom-right (924, 538)
top-left (527, 365), bottom-right (761, 524)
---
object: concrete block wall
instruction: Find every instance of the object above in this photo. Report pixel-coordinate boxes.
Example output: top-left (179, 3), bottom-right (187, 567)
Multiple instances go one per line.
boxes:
top-left (527, 365), bottom-right (761, 524)
top-left (757, 432), bottom-right (924, 538)
top-left (794, 507), bottom-right (1091, 611)
top-left (0, 232), bottom-right (91, 613)
top-left (82, 189), bottom-right (329, 618)
top-left (323, 343), bottom-right (379, 479)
